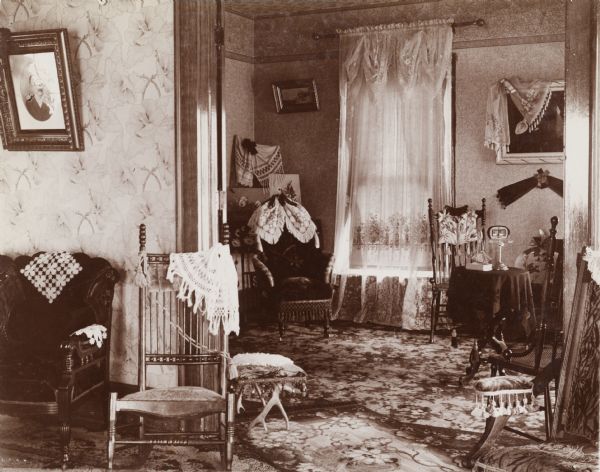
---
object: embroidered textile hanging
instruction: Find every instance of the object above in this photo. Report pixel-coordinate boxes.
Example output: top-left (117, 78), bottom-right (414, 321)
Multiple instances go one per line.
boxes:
top-left (485, 78), bottom-right (554, 159)
top-left (248, 194), bottom-right (319, 251)
top-left (233, 135), bottom-right (284, 187)
top-left (166, 244), bottom-right (240, 336)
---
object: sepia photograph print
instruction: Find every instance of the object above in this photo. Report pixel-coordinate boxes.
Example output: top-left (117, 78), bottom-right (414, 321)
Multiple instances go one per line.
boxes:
top-left (0, 1), bottom-right (597, 471)
top-left (0, 28), bottom-right (82, 151)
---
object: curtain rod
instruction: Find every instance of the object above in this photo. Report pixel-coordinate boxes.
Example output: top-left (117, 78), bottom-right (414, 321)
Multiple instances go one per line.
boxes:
top-left (312, 18), bottom-right (485, 40)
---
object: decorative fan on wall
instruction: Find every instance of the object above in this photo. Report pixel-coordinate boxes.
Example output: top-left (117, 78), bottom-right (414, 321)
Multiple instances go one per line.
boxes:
top-left (496, 168), bottom-right (563, 208)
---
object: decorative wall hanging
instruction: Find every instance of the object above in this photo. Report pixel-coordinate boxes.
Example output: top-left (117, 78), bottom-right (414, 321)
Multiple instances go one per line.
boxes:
top-left (272, 79), bottom-right (320, 114)
top-left (0, 28), bottom-right (83, 151)
top-left (233, 135), bottom-right (283, 187)
top-left (496, 168), bottom-right (563, 208)
top-left (485, 78), bottom-right (564, 164)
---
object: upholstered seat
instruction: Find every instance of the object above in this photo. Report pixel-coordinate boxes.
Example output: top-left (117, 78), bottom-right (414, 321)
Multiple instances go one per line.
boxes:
top-left (474, 443), bottom-right (598, 471)
top-left (118, 386), bottom-right (226, 417)
top-left (278, 277), bottom-right (333, 301)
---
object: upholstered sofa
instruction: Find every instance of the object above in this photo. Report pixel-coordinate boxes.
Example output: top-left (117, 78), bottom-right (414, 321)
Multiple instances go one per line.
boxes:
top-left (0, 252), bottom-right (119, 467)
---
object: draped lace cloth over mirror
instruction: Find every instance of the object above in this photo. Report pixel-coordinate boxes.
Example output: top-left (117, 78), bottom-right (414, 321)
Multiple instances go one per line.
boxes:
top-left (166, 244), bottom-right (240, 336)
top-left (485, 77), bottom-right (554, 159)
top-left (332, 19), bottom-right (453, 329)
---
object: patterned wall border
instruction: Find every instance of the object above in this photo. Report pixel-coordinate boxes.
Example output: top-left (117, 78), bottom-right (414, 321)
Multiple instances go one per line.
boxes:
top-left (226, 33), bottom-right (565, 65)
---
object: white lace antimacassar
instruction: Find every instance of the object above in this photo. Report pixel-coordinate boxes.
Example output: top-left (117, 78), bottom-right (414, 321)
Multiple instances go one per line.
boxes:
top-left (248, 196), bottom-right (319, 251)
top-left (166, 244), bottom-right (240, 336)
top-left (583, 246), bottom-right (600, 286)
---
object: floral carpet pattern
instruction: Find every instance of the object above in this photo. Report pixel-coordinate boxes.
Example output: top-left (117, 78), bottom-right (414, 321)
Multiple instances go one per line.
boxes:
top-left (231, 322), bottom-right (547, 437)
top-left (0, 322), bottom-right (548, 471)
top-left (239, 404), bottom-right (468, 471)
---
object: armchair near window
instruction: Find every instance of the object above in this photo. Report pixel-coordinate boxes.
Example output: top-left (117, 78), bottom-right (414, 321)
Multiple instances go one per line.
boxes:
top-left (0, 252), bottom-right (119, 468)
top-left (252, 230), bottom-right (335, 340)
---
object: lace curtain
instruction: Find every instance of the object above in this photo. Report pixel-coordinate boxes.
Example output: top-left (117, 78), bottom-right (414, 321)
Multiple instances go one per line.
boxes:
top-left (333, 20), bottom-right (453, 327)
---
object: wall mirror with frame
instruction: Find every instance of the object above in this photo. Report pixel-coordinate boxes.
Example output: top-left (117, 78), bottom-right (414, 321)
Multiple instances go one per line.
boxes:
top-left (497, 79), bottom-right (565, 165)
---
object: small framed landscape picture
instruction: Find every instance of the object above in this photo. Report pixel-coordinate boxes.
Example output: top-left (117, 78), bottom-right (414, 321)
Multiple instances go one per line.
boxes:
top-left (272, 79), bottom-right (319, 114)
top-left (0, 28), bottom-right (83, 151)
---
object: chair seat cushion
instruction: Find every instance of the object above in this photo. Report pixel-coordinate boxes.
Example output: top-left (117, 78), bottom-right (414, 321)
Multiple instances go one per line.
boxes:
top-left (474, 375), bottom-right (533, 393)
top-left (119, 386), bottom-right (225, 417)
top-left (278, 277), bottom-right (332, 301)
top-left (475, 442), bottom-right (598, 471)
top-left (233, 362), bottom-right (307, 382)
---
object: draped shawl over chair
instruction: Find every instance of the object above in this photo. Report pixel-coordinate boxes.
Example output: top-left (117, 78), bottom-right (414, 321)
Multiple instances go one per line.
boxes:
top-left (332, 19), bottom-right (454, 329)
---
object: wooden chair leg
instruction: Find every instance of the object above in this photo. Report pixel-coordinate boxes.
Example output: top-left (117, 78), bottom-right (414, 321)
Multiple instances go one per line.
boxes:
top-left (278, 315), bottom-right (285, 341)
top-left (324, 311), bottom-right (330, 338)
top-left (461, 414), bottom-right (510, 468)
top-left (57, 385), bottom-right (72, 469)
top-left (107, 392), bottom-right (117, 470)
top-left (225, 390), bottom-right (235, 471)
top-left (430, 291), bottom-right (439, 343)
top-left (543, 384), bottom-right (553, 440)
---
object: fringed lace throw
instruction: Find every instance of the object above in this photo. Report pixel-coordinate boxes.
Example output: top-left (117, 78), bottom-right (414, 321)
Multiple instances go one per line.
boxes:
top-left (71, 324), bottom-right (107, 348)
top-left (248, 195), bottom-right (319, 251)
top-left (485, 78), bottom-right (554, 159)
top-left (166, 244), bottom-right (240, 336)
top-left (234, 135), bottom-right (284, 187)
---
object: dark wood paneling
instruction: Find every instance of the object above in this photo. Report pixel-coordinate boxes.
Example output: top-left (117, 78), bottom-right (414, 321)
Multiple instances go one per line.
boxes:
top-left (564, 0), bottom-right (593, 326)
top-left (175, 0), bottom-right (200, 252)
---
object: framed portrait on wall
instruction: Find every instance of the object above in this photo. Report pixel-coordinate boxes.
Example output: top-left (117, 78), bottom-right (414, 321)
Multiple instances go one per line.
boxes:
top-left (0, 28), bottom-right (83, 151)
top-left (498, 80), bottom-right (564, 164)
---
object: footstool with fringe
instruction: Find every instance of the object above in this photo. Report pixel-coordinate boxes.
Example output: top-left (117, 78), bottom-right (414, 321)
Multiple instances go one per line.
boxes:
top-left (230, 353), bottom-right (307, 431)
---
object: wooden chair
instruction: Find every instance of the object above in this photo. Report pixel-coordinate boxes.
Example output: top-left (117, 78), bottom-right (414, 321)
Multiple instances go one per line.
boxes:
top-left (107, 225), bottom-right (235, 470)
top-left (463, 246), bottom-right (598, 471)
top-left (427, 198), bottom-right (486, 342)
top-left (487, 216), bottom-right (563, 440)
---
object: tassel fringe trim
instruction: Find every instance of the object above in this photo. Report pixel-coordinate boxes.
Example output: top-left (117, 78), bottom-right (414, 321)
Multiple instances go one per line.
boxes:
top-left (471, 388), bottom-right (538, 418)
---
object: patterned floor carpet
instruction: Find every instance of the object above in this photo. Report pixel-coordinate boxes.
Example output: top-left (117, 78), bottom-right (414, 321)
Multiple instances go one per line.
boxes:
top-left (0, 321), bottom-right (545, 470)
top-left (230, 321), bottom-right (546, 438)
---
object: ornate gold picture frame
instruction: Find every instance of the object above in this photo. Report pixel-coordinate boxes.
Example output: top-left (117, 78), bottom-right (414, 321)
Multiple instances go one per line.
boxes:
top-left (0, 28), bottom-right (83, 151)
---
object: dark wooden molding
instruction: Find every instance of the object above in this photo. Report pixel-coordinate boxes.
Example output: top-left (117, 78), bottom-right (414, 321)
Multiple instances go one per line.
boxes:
top-left (174, 0), bottom-right (199, 252)
top-left (564, 0), bottom-right (593, 327)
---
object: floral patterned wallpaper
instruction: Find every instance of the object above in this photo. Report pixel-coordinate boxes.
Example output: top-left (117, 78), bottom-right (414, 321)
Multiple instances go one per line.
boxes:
top-left (0, 0), bottom-right (175, 384)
